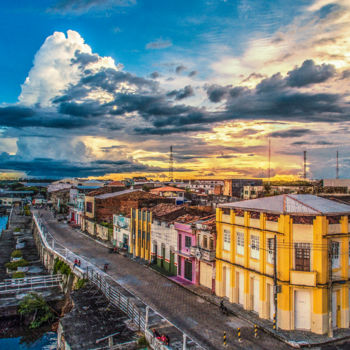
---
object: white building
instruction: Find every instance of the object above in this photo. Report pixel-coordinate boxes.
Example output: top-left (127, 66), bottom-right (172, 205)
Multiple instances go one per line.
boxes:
top-left (113, 214), bottom-right (130, 251)
top-left (243, 185), bottom-right (264, 199)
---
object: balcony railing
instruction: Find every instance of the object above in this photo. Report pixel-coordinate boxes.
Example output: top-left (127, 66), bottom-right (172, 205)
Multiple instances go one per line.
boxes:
top-left (190, 246), bottom-right (216, 261)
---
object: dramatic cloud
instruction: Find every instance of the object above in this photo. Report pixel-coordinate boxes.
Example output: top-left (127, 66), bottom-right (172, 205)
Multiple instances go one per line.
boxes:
top-left (286, 59), bottom-right (336, 87)
top-left (146, 39), bottom-right (172, 50)
top-left (19, 30), bottom-right (117, 107)
top-left (3, 10), bottom-right (350, 180)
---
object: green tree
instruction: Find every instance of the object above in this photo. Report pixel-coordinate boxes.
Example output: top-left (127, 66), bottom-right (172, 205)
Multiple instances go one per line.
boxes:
top-left (18, 293), bottom-right (54, 329)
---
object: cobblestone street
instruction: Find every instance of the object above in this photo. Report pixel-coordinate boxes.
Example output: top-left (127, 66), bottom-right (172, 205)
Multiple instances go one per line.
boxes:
top-left (37, 209), bottom-right (292, 350)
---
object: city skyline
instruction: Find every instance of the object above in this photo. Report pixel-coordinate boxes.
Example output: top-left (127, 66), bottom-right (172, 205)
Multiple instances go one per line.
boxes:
top-left (0, 0), bottom-right (350, 179)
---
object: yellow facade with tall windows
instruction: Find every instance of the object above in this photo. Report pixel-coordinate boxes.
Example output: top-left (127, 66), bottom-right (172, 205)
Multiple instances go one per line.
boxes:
top-left (130, 208), bottom-right (152, 261)
top-left (216, 194), bottom-right (350, 334)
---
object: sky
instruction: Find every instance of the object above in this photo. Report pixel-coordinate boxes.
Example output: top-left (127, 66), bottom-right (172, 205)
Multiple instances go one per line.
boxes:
top-left (0, 0), bottom-right (350, 180)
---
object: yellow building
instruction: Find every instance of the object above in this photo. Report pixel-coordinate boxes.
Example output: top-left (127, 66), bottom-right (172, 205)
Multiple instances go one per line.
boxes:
top-left (216, 194), bottom-right (350, 334)
top-left (130, 208), bottom-right (152, 261)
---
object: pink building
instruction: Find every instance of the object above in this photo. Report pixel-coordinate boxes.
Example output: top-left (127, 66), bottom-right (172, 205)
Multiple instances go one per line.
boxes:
top-left (175, 222), bottom-right (198, 284)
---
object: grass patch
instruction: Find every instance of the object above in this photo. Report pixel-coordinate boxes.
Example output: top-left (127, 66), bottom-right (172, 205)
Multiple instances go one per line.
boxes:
top-left (12, 271), bottom-right (26, 278)
top-left (6, 259), bottom-right (29, 271)
top-left (11, 250), bottom-right (23, 258)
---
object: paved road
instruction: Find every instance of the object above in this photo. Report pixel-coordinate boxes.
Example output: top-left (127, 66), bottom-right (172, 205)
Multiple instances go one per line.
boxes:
top-left (38, 209), bottom-right (291, 350)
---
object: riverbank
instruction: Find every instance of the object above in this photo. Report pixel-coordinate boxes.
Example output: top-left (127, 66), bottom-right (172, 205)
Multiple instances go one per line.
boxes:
top-left (0, 208), bottom-right (63, 350)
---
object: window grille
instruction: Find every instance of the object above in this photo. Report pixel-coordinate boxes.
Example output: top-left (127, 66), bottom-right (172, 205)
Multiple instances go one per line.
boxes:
top-left (250, 235), bottom-right (260, 259)
top-left (223, 229), bottom-right (231, 251)
top-left (236, 231), bottom-right (244, 255)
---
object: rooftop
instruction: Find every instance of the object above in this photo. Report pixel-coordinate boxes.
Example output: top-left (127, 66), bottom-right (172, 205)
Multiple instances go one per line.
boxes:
top-left (108, 181), bottom-right (125, 187)
top-left (149, 203), bottom-right (185, 218)
top-left (220, 194), bottom-right (350, 216)
top-left (150, 186), bottom-right (185, 193)
top-left (95, 189), bottom-right (138, 199)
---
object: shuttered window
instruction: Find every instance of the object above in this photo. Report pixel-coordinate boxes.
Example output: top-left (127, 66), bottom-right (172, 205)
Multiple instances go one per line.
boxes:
top-left (223, 229), bottom-right (231, 251)
top-left (294, 243), bottom-right (311, 271)
top-left (236, 231), bottom-right (244, 255)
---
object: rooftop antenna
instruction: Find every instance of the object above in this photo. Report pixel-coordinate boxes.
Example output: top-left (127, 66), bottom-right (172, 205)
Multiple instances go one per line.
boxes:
top-left (268, 138), bottom-right (271, 182)
top-left (303, 150), bottom-right (307, 180)
top-left (336, 150), bottom-right (339, 179)
top-left (169, 145), bottom-right (174, 182)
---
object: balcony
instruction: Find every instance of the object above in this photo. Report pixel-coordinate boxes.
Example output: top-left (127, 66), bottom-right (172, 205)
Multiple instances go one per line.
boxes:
top-left (290, 270), bottom-right (316, 287)
top-left (190, 246), bottom-right (216, 262)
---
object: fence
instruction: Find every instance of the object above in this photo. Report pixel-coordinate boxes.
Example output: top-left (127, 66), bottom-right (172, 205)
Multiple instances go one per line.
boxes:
top-left (86, 267), bottom-right (145, 331)
top-left (0, 274), bottom-right (63, 295)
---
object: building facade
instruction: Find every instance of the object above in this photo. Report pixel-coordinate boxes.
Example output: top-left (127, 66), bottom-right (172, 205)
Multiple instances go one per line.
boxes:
top-left (175, 222), bottom-right (197, 283)
top-left (151, 220), bottom-right (177, 274)
top-left (113, 214), bottom-right (130, 251)
top-left (192, 216), bottom-right (216, 292)
top-left (216, 194), bottom-right (350, 334)
top-left (130, 208), bottom-right (152, 261)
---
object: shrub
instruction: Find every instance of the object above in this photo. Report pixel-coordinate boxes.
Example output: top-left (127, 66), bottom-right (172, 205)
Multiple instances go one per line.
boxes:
top-left (12, 271), bottom-right (25, 278)
top-left (137, 336), bottom-right (148, 347)
top-left (14, 228), bottom-right (21, 232)
top-left (74, 278), bottom-right (87, 290)
top-left (11, 250), bottom-right (23, 258)
top-left (18, 293), bottom-right (54, 329)
top-left (6, 259), bottom-right (29, 271)
top-left (53, 258), bottom-right (71, 276)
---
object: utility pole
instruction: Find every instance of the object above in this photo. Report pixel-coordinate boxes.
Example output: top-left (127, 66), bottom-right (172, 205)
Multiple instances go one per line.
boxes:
top-left (268, 138), bottom-right (271, 182)
top-left (169, 145), bottom-right (174, 182)
top-left (336, 150), bottom-right (339, 179)
top-left (273, 235), bottom-right (278, 330)
top-left (303, 150), bottom-right (307, 180)
top-left (328, 240), bottom-right (333, 337)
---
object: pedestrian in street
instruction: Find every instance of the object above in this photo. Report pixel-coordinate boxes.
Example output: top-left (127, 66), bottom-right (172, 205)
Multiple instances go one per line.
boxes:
top-left (78, 260), bottom-right (81, 267)
top-left (74, 258), bottom-right (78, 269)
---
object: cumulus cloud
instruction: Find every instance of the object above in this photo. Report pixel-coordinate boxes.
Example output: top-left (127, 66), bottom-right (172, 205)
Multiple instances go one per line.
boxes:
top-left (19, 30), bottom-right (117, 107)
top-left (286, 59), bottom-right (335, 87)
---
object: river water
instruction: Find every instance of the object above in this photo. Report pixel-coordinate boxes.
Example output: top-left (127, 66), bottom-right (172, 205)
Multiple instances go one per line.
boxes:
top-left (0, 332), bottom-right (57, 350)
top-left (0, 216), bottom-right (8, 237)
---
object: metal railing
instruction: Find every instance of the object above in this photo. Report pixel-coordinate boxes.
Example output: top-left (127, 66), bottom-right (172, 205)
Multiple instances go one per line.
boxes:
top-left (0, 274), bottom-right (62, 294)
top-left (86, 267), bottom-right (145, 331)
